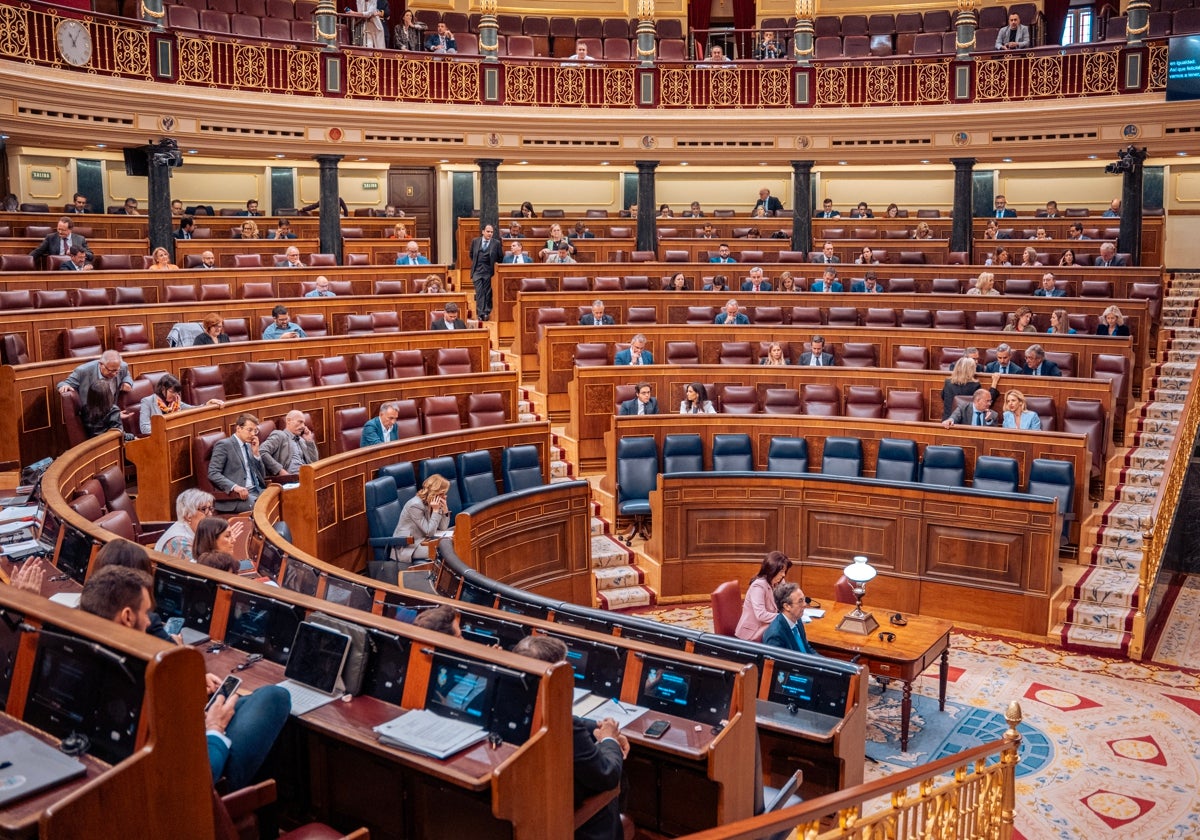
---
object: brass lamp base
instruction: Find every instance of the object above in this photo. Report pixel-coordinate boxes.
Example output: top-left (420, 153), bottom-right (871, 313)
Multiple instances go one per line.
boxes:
top-left (837, 608), bottom-right (879, 635)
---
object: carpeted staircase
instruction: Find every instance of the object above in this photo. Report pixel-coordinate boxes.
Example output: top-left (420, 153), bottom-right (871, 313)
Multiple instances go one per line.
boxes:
top-left (589, 507), bottom-right (657, 610)
top-left (1061, 273), bottom-right (1199, 656)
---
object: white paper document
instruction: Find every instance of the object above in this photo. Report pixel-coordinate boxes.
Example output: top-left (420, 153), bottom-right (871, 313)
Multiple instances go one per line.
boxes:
top-left (374, 709), bottom-right (489, 759)
top-left (571, 694), bottom-right (647, 729)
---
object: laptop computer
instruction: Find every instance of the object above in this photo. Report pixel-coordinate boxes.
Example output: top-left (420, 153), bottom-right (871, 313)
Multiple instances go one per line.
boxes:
top-left (0, 730), bottom-right (87, 807)
top-left (275, 621), bottom-right (352, 716)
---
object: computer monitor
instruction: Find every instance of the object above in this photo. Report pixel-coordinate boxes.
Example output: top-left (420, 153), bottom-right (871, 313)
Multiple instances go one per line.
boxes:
top-left (458, 577), bottom-right (495, 607)
top-left (766, 659), bottom-right (855, 718)
top-left (257, 541), bottom-right (284, 582)
top-left (55, 525), bottom-right (94, 585)
top-left (323, 576), bottom-right (373, 612)
top-left (616, 622), bottom-right (691, 651)
top-left (23, 628), bottom-right (147, 765)
top-left (1168, 35), bottom-right (1200, 102)
top-left (222, 590), bottom-right (305, 664)
top-left (425, 651), bottom-right (498, 726)
top-left (551, 603), bottom-right (614, 636)
top-left (494, 593), bottom-right (550, 620)
top-left (691, 636), bottom-right (765, 691)
top-left (432, 559), bottom-right (461, 598)
top-left (544, 631), bottom-right (626, 696)
top-left (152, 566), bottom-right (218, 633)
top-left (457, 613), bottom-right (527, 650)
top-left (360, 628), bottom-right (411, 705)
top-left (636, 655), bottom-right (735, 726)
top-left (381, 590), bottom-right (426, 624)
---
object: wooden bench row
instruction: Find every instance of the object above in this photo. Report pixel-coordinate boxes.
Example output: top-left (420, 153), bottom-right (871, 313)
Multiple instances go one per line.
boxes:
top-left (0, 211), bottom-right (420, 240)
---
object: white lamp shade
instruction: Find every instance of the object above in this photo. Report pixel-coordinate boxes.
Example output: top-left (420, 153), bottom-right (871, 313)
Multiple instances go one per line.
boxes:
top-left (843, 555), bottom-right (876, 583)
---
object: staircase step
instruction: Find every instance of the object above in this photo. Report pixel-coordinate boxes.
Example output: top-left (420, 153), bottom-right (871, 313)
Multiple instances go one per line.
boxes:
top-left (1089, 545), bottom-right (1144, 572)
top-left (596, 585), bottom-right (657, 611)
top-left (1065, 599), bottom-right (1136, 632)
top-left (593, 564), bottom-right (647, 591)
top-left (1072, 566), bottom-right (1140, 609)
top-left (1098, 501), bottom-right (1153, 531)
top-left (551, 459), bottom-right (570, 479)
top-left (591, 516), bottom-right (607, 536)
top-left (589, 534), bottom-right (633, 569)
top-left (1059, 623), bottom-right (1132, 654)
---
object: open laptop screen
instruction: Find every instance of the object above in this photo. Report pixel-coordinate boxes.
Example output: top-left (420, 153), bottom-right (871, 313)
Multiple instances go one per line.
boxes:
top-left (283, 622), bottom-right (351, 694)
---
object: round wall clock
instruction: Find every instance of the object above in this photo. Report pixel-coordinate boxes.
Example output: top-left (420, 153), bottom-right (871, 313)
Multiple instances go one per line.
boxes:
top-left (55, 19), bottom-right (93, 67)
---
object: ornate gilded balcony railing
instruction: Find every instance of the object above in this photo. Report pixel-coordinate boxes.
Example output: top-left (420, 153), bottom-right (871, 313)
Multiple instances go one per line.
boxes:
top-left (0, 0), bottom-right (1169, 109)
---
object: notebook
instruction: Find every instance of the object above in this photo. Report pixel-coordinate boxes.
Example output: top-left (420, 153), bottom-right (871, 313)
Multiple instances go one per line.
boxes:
top-left (275, 621), bottom-right (352, 716)
top-left (0, 730), bottom-right (87, 806)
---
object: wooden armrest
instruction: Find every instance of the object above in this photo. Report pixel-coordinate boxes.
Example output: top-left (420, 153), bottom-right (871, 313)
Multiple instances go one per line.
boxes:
top-left (573, 787), bottom-right (620, 830)
top-left (221, 779), bottom-right (277, 821)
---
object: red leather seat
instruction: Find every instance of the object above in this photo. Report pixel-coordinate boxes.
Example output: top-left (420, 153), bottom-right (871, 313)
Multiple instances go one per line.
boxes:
top-left (183, 366), bottom-right (226, 404)
top-left (827, 307), bottom-right (859, 326)
top-left (762, 388), bottom-right (801, 415)
top-left (801, 384), bottom-right (841, 416)
top-left (297, 313), bottom-right (328, 337)
top-left (710, 580), bottom-right (741, 636)
top-left (343, 314), bottom-right (373, 335)
top-left (73, 288), bottom-right (110, 307)
top-left (574, 343), bottom-right (610, 367)
top-left (279, 359), bottom-right (314, 391)
top-left (934, 310), bottom-right (967, 330)
top-left (308, 253), bottom-right (336, 267)
top-left (1063, 398), bottom-right (1106, 478)
top-left (349, 352), bottom-right (388, 381)
top-left (840, 343), bottom-right (877, 367)
top-left (388, 350), bottom-right (426, 379)
top-left (790, 307), bottom-right (822, 325)
top-left (665, 341), bottom-right (699, 365)
top-left (718, 385), bottom-right (758, 414)
top-left (845, 385), bottom-right (885, 418)
top-left (64, 326), bottom-right (104, 357)
top-left (421, 396), bottom-right (462, 434)
top-left (893, 345), bottom-right (929, 369)
top-left (467, 393), bottom-right (507, 428)
top-left (313, 356), bottom-right (351, 386)
top-left (35, 290), bottom-right (71, 309)
top-left (333, 406), bottom-right (368, 452)
top-left (374, 280), bottom-right (405, 295)
top-left (885, 389), bottom-right (925, 422)
top-left (193, 430), bottom-right (240, 506)
top-left (0, 290), bottom-right (33, 310)
top-left (719, 342), bottom-right (754, 366)
top-left (393, 399), bottom-right (422, 439)
top-left (233, 254), bottom-right (263, 268)
top-left (1, 334), bottom-right (30, 365)
top-left (435, 347), bottom-right (472, 375)
top-left (865, 308), bottom-right (897, 328)
top-left (241, 282), bottom-right (274, 298)
top-left (370, 312), bottom-right (400, 333)
top-left (114, 324), bottom-right (151, 353)
top-left (95, 254), bottom-right (132, 270)
top-left (685, 306), bottom-right (716, 325)
top-left (165, 284), bottom-right (198, 302)
top-left (200, 283), bottom-right (232, 301)
top-left (900, 309), bottom-right (933, 329)
top-left (241, 361), bottom-right (282, 396)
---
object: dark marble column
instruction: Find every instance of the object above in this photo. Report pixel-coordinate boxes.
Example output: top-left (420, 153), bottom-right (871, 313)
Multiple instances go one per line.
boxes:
top-left (790, 160), bottom-right (813, 253)
top-left (146, 143), bottom-right (176, 260)
top-left (315, 154), bottom-right (343, 262)
top-left (1118, 146), bottom-right (1147, 265)
top-left (951, 157), bottom-right (977, 253)
top-left (476, 158), bottom-right (502, 237)
top-left (635, 161), bottom-right (658, 253)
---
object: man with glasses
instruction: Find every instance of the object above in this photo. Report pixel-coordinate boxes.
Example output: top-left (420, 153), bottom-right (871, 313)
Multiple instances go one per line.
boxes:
top-left (208, 413), bottom-right (267, 513)
top-left (618, 383), bottom-right (658, 416)
top-left (259, 410), bottom-right (319, 477)
top-left (56, 350), bottom-right (133, 439)
top-left (762, 581), bottom-right (817, 655)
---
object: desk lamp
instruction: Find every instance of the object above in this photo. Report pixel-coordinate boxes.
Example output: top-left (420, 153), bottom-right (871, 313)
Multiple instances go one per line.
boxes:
top-left (836, 555), bottom-right (879, 634)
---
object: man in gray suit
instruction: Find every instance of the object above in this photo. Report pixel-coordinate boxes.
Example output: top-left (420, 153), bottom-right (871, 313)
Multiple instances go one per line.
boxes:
top-left (57, 350), bottom-right (133, 438)
top-left (995, 13), bottom-right (1030, 50)
top-left (942, 389), bottom-right (999, 428)
top-left (258, 410), bottom-right (319, 477)
top-left (208, 413), bottom-right (267, 513)
top-left (30, 217), bottom-right (93, 263)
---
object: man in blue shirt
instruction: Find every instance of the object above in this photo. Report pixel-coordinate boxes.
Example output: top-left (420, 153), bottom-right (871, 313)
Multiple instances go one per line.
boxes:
top-left (1103, 198), bottom-right (1121, 217)
top-left (304, 276), bottom-right (336, 297)
top-left (811, 267), bottom-right (843, 293)
top-left (396, 240), bottom-right (430, 266)
top-left (262, 304), bottom-right (307, 340)
top-left (992, 195), bottom-right (1016, 218)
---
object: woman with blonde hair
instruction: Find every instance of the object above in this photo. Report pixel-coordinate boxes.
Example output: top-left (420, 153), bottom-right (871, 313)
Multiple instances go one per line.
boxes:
top-left (1047, 308), bottom-right (1076, 335)
top-left (967, 272), bottom-right (1000, 296)
top-left (777, 271), bottom-right (796, 292)
top-left (238, 219), bottom-right (260, 239)
top-left (1003, 305), bottom-right (1037, 333)
top-left (941, 355), bottom-right (1000, 420)
top-left (1019, 246), bottom-right (1042, 267)
top-left (148, 246), bottom-right (178, 271)
top-left (1002, 389), bottom-right (1042, 430)
top-left (760, 342), bottom-right (789, 366)
top-left (1096, 305), bottom-right (1130, 337)
top-left (422, 275), bottom-right (444, 294)
top-left (912, 221), bottom-right (932, 240)
top-left (393, 474), bottom-right (451, 560)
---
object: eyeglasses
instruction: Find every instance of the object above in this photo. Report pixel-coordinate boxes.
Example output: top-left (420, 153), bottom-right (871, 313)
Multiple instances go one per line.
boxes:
top-left (100, 364), bottom-right (121, 375)
top-left (199, 505), bottom-right (215, 514)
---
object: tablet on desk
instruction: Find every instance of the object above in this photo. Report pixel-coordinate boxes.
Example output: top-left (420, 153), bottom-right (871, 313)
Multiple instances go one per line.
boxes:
top-left (0, 731), bottom-right (87, 807)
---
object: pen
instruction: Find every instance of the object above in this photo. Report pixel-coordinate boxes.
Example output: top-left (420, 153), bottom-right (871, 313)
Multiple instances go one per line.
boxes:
top-left (0, 762), bottom-right (11, 771)
top-left (610, 699), bottom-right (633, 714)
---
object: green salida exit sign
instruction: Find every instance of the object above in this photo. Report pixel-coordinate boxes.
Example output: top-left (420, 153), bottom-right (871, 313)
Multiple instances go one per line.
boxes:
top-left (31, 171), bottom-right (52, 181)
top-left (362, 181), bottom-right (378, 189)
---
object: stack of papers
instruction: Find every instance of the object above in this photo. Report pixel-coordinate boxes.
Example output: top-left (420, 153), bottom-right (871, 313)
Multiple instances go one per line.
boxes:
top-left (802, 608), bottom-right (825, 623)
top-left (374, 709), bottom-right (489, 759)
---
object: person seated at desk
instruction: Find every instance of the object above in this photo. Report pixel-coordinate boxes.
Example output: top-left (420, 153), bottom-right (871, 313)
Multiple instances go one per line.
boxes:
top-left (709, 243), bottom-right (737, 264)
top-left (503, 240), bottom-right (534, 263)
top-left (541, 224), bottom-right (575, 260)
top-left (703, 274), bottom-right (730, 292)
top-left (545, 240), bottom-right (576, 263)
top-left (1002, 389), bottom-right (1042, 430)
top-left (59, 244), bottom-right (93, 271)
top-left (155, 488), bottom-right (216, 562)
top-left (68, 192), bottom-right (90, 214)
top-left (757, 29), bottom-right (783, 59)
top-left (433, 301), bottom-right (467, 330)
top-left (305, 275), bottom-right (336, 297)
top-left (854, 246), bottom-right (878, 265)
top-left (146, 246), bottom-right (178, 271)
top-left (777, 272), bottom-right (797, 292)
top-left (615, 335), bottom-right (653, 366)
top-left (1018, 246), bottom-right (1043, 267)
top-left (176, 216), bottom-right (197, 240)
top-left (393, 474), bottom-right (450, 561)
top-left (267, 218), bottom-right (296, 239)
top-left (208, 413), bottom-right (266, 513)
top-left (57, 350), bottom-right (134, 439)
top-left (1047, 308), bottom-right (1076, 335)
top-left (236, 219), bottom-right (260, 240)
top-left (563, 40), bottom-right (595, 65)
top-left (797, 334), bottom-right (834, 367)
top-left (139, 372), bottom-right (223, 436)
top-left (714, 299), bottom-right (749, 325)
top-left (912, 221), bottom-right (933, 240)
top-left (686, 201), bottom-right (705, 217)
top-left (117, 197), bottom-right (140, 215)
top-left (1023, 343), bottom-right (1061, 376)
top-left (810, 267), bottom-right (842, 293)
top-left (1034, 272), bottom-right (1064, 297)
top-left (657, 204), bottom-right (674, 218)
top-left (388, 221), bottom-right (411, 240)
top-left (992, 195), bottom-right (1016, 218)
top-left (985, 342), bottom-right (1027, 375)
top-left (397, 240), bottom-right (430, 266)
top-left (699, 222), bottom-right (717, 239)
top-left (985, 246), bottom-right (1011, 267)
top-left (259, 410), bottom-right (319, 477)
top-left (1096, 305), bottom-right (1131, 337)
top-left (755, 187), bottom-right (783, 215)
top-left (262, 304), bottom-right (306, 340)
top-left (79, 565), bottom-right (290, 792)
top-left (193, 516), bottom-right (243, 559)
top-left (680, 382), bottom-right (715, 414)
top-left (618, 382), bottom-right (657, 415)
top-left (425, 21), bottom-right (456, 53)
top-left (1043, 200), bottom-right (1060, 218)
top-left (1058, 249), bottom-right (1077, 267)
top-left (942, 388), bottom-right (999, 428)
top-left (360, 402), bottom-right (400, 447)
top-left (1103, 198), bottom-right (1121, 218)
top-left (512, 635), bottom-right (628, 840)
top-left (194, 312), bottom-right (230, 345)
top-left (503, 221), bottom-right (523, 239)
top-left (812, 242), bottom-right (839, 264)
top-left (665, 272), bottom-right (689, 291)
top-left (279, 246), bottom-right (305, 269)
top-left (1067, 222), bottom-right (1087, 240)
top-left (967, 272), bottom-right (1000, 296)
top-left (1031, 226), bottom-right (1051, 241)
top-left (580, 300), bottom-right (614, 326)
top-left (1095, 241), bottom-right (1126, 267)
top-left (760, 341), bottom-right (789, 366)
top-left (995, 12), bottom-right (1030, 50)
top-left (816, 198), bottom-right (840, 219)
top-left (762, 581), bottom-right (817, 655)
top-left (702, 44), bottom-right (731, 64)
top-left (735, 551), bottom-right (793, 642)
top-left (982, 219), bottom-right (999, 240)
top-left (198, 550), bottom-right (239, 575)
top-left (941, 357), bottom-right (1000, 420)
top-left (422, 276), bottom-right (445, 294)
top-left (194, 250), bottom-right (218, 269)
top-left (851, 202), bottom-right (874, 219)
top-left (30, 217), bottom-right (93, 262)
top-left (572, 220), bottom-right (594, 239)
top-left (393, 9), bottom-right (421, 51)
top-left (237, 199), bottom-right (262, 217)
top-left (885, 203), bottom-right (900, 218)
top-left (413, 604), bottom-right (462, 637)
top-left (1003, 305), bottom-right (1037, 333)
top-left (853, 272), bottom-right (883, 293)
top-left (741, 266), bottom-right (772, 292)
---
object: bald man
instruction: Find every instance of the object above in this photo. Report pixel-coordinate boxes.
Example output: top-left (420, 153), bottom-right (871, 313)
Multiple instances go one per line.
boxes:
top-left (258, 409), bottom-right (319, 476)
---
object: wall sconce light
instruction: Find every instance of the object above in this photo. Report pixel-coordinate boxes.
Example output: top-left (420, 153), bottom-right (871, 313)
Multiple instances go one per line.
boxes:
top-left (837, 555), bottom-right (879, 635)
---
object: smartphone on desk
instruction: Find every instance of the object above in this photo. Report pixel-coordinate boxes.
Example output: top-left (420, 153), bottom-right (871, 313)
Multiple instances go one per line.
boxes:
top-left (644, 719), bottom-right (671, 739)
top-left (206, 675), bottom-right (242, 711)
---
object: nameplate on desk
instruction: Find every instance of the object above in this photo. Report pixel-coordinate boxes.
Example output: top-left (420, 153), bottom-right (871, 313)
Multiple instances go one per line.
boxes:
top-left (48, 592), bottom-right (81, 609)
top-left (374, 709), bottom-right (488, 759)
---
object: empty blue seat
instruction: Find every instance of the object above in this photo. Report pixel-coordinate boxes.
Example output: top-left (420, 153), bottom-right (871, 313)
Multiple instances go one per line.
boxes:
top-left (1028, 458), bottom-right (1075, 543)
top-left (875, 438), bottom-right (918, 482)
top-left (766, 437), bottom-right (808, 473)
top-left (663, 434), bottom-right (704, 473)
top-left (920, 445), bottom-right (965, 487)
top-left (457, 450), bottom-right (499, 507)
top-left (501, 445), bottom-right (543, 493)
top-left (821, 437), bottom-right (863, 477)
top-left (616, 436), bottom-right (658, 545)
top-left (973, 455), bottom-right (1020, 493)
top-left (712, 434), bottom-right (753, 471)
top-left (365, 477), bottom-right (407, 563)
top-left (377, 461), bottom-right (417, 508)
top-left (419, 456), bottom-right (463, 524)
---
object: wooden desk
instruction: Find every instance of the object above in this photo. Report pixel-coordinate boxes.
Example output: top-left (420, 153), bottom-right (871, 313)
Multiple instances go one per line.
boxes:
top-left (174, 238), bottom-right (432, 269)
top-left (805, 602), bottom-right (952, 752)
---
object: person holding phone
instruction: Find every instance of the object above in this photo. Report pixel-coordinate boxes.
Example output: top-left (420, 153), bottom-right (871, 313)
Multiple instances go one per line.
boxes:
top-left (259, 410), bottom-right (319, 476)
top-left (261, 304), bottom-right (307, 340)
top-left (393, 474), bottom-right (451, 561)
top-left (208, 413), bottom-right (266, 513)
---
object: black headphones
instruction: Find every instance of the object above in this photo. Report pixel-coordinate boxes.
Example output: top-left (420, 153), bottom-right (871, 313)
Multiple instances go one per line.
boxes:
top-left (878, 631), bottom-right (896, 643)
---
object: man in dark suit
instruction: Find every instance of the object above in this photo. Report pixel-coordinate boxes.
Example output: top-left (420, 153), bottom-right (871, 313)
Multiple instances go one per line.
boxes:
top-left (360, 402), bottom-right (401, 447)
top-left (468, 223), bottom-right (503, 320)
top-left (57, 351), bottom-right (133, 439)
top-left (762, 582), bottom-right (817, 655)
top-left (1095, 242), bottom-right (1127, 267)
top-left (741, 267), bottom-right (772, 292)
top-left (797, 335), bottom-right (835, 367)
top-left (1023, 344), bottom-right (1062, 377)
top-left (618, 383), bottom-right (658, 415)
top-left (175, 216), bottom-right (196, 240)
top-left (811, 242), bottom-right (840, 264)
top-left (816, 198), bottom-right (840, 218)
top-left (991, 195), bottom-right (1017, 218)
top-left (502, 240), bottom-right (534, 263)
top-left (512, 636), bottom-right (628, 840)
top-left (66, 193), bottom-right (89, 213)
top-left (258, 410), bottom-right (319, 477)
top-left (1034, 273), bottom-right (1064, 297)
top-left (984, 343), bottom-right (1027, 375)
top-left (614, 334), bottom-right (653, 366)
top-left (432, 302), bottom-right (468, 330)
top-left (116, 197), bottom-right (140, 215)
top-left (943, 389), bottom-right (1000, 428)
top-left (266, 219), bottom-right (296, 239)
top-left (810, 267), bottom-right (843, 293)
top-left (207, 413), bottom-right (266, 513)
top-left (59, 245), bottom-right (92, 271)
top-left (236, 199), bottom-right (262, 217)
top-left (29, 217), bottom-right (93, 263)
top-left (196, 250), bottom-right (217, 269)
top-left (714, 299), bottom-right (750, 325)
top-left (579, 300), bottom-right (614, 326)
top-left (754, 188), bottom-right (783, 215)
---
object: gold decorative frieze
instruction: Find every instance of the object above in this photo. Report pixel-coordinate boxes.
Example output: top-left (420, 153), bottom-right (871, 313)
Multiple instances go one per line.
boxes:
top-left (0, 5), bottom-right (29, 58)
top-left (233, 43), bottom-right (267, 89)
top-left (113, 27), bottom-right (150, 76)
top-left (396, 57), bottom-right (430, 99)
top-left (759, 67), bottom-right (789, 106)
top-left (660, 67), bottom-right (691, 106)
top-left (604, 67), bottom-right (635, 106)
top-left (1082, 51), bottom-right (1118, 94)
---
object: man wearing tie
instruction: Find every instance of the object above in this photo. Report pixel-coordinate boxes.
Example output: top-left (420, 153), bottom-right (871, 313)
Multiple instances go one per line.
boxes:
top-left (617, 383), bottom-right (658, 416)
top-left (502, 240), bottom-right (534, 264)
top-left (360, 402), bottom-right (401, 447)
top-left (797, 335), bottom-right (835, 367)
top-left (754, 188), bottom-right (784, 216)
top-left (207, 413), bottom-right (267, 513)
top-left (579, 300), bottom-right (614, 326)
top-left (943, 389), bottom-right (1000, 428)
top-left (1095, 242), bottom-right (1127, 267)
top-left (175, 216), bottom-right (196, 240)
top-left (762, 582), bottom-right (817, 655)
top-left (816, 198), bottom-right (840, 218)
top-left (992, 195), bottom-right (1017, 218)
top-left (259, 410), bottom-right (319, 477)
top-left (29, 217), bottom-right (92, 264)
top-left (714, 299), bottom-right (750, 325)
top-left (432, 301), bottom-right (467, 330)
top-left (66, 193), bottom-right (89, 213)
top-left (469, 223), bottom-right (503, 321)
top-left (1023, 344), bottom-right (1062, 376)
top-left (58, 245), bottom-right (93, 271)
top-left (280, 246), bottom-right (306, 269)
top-left (396, 240), bottom-right (430, 266)
top-left (984, 343), bottom-right (1028, 375)
top-left (424, 21), bottom-right (457, 53)
top-left (614, 334), bottom-right (653, 366)
top-left (811, 267), bottom-right (843, 292)
top-left (741, 266), bottom-right (772, 292)
top-left (812, 242), bottom-right (840, 264)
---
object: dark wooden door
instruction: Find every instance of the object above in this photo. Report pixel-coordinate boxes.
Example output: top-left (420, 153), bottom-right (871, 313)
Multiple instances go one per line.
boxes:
top-left (388, 167), bottom-right (437, 260)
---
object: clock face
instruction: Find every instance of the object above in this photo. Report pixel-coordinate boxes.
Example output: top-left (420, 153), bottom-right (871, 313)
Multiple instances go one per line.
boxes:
top-left (55, 19), bottom-right (92, 67)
